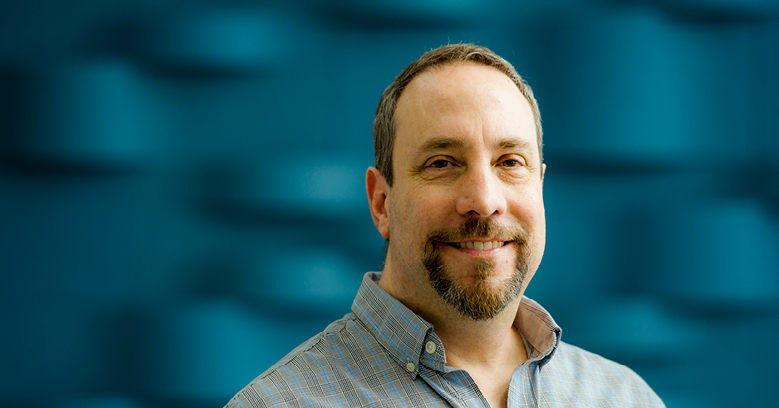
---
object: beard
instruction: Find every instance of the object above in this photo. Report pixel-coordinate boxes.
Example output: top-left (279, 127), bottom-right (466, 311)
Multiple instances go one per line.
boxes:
top-left (422, 217), bottom-right (530, 321)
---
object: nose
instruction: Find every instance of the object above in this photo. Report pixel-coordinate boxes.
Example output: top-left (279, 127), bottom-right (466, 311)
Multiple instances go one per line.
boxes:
top-left (454, 164), bottom-right (507, 218)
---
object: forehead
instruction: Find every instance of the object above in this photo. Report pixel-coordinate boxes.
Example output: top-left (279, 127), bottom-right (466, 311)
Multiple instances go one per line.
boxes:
top-left (394, 62), bottom-right (537, 152)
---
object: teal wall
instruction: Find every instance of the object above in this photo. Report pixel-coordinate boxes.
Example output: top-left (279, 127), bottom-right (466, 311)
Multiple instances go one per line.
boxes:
top-left (1, 1), bottom-right (778, 407)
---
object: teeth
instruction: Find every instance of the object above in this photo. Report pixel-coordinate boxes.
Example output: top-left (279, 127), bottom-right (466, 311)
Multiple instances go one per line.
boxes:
top-left (456, 241), bottom-right (505, 250)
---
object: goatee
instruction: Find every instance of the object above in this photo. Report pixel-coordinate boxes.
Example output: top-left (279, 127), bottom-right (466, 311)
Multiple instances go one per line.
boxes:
top-left (422, 218), bottom-right (530, 321)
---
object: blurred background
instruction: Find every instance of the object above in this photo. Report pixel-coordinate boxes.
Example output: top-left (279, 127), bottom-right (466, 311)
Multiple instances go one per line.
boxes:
top-left (1, 0), bottom-right (778, 407)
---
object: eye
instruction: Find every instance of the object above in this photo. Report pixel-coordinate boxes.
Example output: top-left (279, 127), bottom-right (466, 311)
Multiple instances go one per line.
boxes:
top-left (499, 157), bottom-right (526, 167)
top-left (429, 159), bottom-right (453, 168)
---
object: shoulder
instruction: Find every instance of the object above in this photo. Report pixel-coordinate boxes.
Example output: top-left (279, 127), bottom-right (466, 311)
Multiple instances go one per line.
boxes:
top-left (224, 313), bottom-right (379, 408)
top-left (540, 342), bottom-right (665, 407)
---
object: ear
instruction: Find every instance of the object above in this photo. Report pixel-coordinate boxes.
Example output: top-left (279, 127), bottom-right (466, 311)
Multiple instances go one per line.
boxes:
top-left (366, 167), bottom-right (391, 239)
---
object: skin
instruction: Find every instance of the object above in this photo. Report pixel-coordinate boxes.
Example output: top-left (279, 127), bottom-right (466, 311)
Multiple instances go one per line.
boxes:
top-left (366, 62), bottom-right (546, 408)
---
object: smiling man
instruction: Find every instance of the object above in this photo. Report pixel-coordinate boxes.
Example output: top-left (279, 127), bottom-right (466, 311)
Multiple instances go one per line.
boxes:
top-left (226, 44), bottom-right (664, 408)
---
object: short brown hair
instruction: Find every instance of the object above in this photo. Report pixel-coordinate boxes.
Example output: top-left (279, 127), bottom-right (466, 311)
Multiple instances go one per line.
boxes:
top-left (373, 43), bottom-right (543, 186)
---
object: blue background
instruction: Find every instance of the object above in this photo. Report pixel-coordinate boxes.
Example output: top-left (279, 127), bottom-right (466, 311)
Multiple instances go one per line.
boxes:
top-left (1, 1), bottom-right (778, 407)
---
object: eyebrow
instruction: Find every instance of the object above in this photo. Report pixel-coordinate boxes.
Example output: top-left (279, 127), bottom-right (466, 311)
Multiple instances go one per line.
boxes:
top-left (415, 137), bottom-right (465, 155)
top-left (415, 137), bottom-right (533, 155)
top-left (497, 138), bottom-right (533, 151)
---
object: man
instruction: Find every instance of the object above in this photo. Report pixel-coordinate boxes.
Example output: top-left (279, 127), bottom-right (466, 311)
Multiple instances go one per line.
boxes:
top-left (226, 44), bottom-right (664, 408)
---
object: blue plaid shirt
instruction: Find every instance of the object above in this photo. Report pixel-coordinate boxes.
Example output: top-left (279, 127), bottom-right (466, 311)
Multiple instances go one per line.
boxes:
top-left (226, 272), bottom-right (664, 407)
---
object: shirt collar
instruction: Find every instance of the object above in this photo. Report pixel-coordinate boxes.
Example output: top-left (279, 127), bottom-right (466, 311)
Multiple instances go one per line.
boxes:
top-left (514, 296), bottom-right (562, 366)
top-left (351, 272), bottom-right (562, 376)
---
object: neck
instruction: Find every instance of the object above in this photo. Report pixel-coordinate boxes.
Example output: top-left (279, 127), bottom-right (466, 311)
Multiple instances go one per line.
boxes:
top-left (378, 259), bottom-right (529, 408)
top-left (429, 299), bottom-right (527, 369)
top-left (379, 264), bottom-right (528, 373)
top-left (428, 299), bottom-right (529, 408)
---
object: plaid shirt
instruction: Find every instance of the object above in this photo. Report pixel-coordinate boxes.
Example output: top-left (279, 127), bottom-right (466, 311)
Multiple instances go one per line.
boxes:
top-left (226, 272), bottom-right (664, 407)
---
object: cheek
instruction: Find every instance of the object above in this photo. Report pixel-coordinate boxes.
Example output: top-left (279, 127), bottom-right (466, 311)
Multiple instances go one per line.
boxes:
top-left (509, 186), bottom-right (545, 225)
top-left (391, 187), bottom-right (451, 237)
top-left (414, 187), bottom-right (458, 230)
top-left (516, 187), bottom-right (546, 263)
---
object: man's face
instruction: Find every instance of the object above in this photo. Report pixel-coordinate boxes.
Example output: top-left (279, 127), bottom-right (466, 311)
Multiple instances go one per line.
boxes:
top-left (385, 62), bottom-right (546, 321)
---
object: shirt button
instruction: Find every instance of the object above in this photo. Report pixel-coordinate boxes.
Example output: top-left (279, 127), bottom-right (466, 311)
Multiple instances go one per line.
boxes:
top-left (425, 341), bottom-right (437, 354)
top-left (405, 361), bottom-right (416, 373)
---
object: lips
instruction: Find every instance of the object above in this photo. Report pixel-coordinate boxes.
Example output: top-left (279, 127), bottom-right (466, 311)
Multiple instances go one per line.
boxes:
top-left (453, 241), bottom-right (507, 250)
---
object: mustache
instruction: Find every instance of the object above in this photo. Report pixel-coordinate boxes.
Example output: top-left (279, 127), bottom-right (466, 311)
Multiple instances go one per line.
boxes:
top-left (425, 217), bottom-right (529, 245)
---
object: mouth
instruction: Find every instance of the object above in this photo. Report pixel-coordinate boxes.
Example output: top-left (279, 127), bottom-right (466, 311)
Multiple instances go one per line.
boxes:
top-left (448, 240), bottom-right (509, 250)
